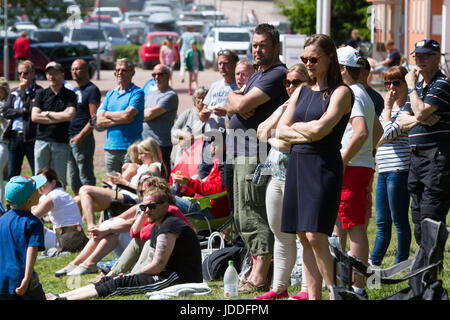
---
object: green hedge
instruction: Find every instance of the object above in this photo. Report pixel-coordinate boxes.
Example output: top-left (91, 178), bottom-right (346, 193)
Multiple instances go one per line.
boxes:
top-left (112, 44), bottom-right (141, 64)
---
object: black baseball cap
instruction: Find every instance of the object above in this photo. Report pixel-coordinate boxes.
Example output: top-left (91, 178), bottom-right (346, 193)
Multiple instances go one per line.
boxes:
top-left (411, 39), bottom-right (440, 55)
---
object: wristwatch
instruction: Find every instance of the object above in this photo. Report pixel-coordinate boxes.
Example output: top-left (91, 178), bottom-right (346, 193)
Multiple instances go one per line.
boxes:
top-left (407, 88), bottom-right (417, 94)
top-left (42, 111), bottom-right (50, 117)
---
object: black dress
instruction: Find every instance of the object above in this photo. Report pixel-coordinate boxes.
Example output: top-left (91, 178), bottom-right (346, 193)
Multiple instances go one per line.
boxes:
top-left (281, 85), bottom-right (351, 236)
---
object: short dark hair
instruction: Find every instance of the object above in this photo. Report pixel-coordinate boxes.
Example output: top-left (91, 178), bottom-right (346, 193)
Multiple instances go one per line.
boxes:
top-left (344, 65), bottom-right (361, 81)
top-left (37, 168), bottom-right (63, 188)
top-left (254, 23), bottom-right (280, 46)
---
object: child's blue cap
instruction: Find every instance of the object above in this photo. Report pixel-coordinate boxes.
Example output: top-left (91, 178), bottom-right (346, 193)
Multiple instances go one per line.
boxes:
top-left (5, 175), bottom-right (47, 206)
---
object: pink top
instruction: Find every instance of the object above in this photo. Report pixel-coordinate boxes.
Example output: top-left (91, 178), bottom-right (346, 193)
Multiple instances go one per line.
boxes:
top-left (161, 46), bottom-right (176, 66)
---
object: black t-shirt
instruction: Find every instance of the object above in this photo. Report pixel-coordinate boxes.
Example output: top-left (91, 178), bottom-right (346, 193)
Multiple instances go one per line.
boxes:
top-left (34, 86), bottom-right (77, 143)
top-left (366, 86), bottom-right (384, 117)
top-left (69, 81), bottom-right (101, 136)
top-left (150, 212), bottom-right (203, 283)
top-left (387, 49), bottom-right (401, 67)
top-left (227, 63), bottom-right (289, 157)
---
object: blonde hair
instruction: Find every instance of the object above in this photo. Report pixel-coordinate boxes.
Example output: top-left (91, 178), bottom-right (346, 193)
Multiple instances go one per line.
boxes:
top-left (138, 137), bottom-right (163, 163)
top-left (18, 60), bottom-right (35, 73)
top-left (0, 77), bottom-right (10, 97)
top-left (127, 140), bottom-right (142, 164)
top-left (288, 63), bottom-right (310, 84)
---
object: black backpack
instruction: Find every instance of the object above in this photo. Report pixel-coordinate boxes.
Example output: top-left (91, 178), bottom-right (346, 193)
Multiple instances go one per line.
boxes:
top-left (202, 242), bottom-right (248, 281)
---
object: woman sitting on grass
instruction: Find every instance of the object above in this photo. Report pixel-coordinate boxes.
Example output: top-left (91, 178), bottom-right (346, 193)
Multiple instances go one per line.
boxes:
top-left (32, 168), bottom-right (85, 251)
top-left (54, 171), bottom-right (155, 277)
top-left (77, 137), bottom-right (164, 229)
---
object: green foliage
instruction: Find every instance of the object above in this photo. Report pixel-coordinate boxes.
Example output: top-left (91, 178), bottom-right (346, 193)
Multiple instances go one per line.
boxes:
top-left (277, 0), bottom-right (372, 45)
top-left (112, 44), bottom-right (141, 64)
top-left (2, 0), bottom-right (70, 27)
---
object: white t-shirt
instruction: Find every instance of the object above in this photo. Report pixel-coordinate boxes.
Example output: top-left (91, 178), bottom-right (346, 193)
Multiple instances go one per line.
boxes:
top-left (119, 162), bottom-right (162, 202)
top-left (340, 83), bottom-right (375, 169)
top-left (41, 187), bottom-right (83, 229)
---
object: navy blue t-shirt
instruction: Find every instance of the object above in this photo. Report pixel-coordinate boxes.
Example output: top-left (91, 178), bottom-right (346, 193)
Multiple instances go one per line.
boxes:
top-left (0, 209), bottom-right (45, 294)
top-left (366, 86), bottom-right (384, 117)
top-left (227, 63), bottom-right (289, 157)
top-left (404, 70), bottom-right (450, 145)
top-left (69, 81), bottom-right (101, 136)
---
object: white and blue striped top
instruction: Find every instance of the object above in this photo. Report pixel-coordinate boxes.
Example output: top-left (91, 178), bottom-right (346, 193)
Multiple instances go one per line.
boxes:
top-left (376, 108), bottom-right (411, 173)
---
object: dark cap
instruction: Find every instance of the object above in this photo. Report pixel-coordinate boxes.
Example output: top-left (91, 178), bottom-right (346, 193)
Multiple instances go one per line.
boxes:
top-left (411, 39), bottom-right (440, 55)
top-left (45, 61), bottom-right (64, 73)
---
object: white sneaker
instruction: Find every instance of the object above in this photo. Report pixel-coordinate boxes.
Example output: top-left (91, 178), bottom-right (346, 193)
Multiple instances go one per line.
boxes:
top-left (54, 263), bottom-right (76, 277)
top-left (66, 264), bottom-right (98, 276)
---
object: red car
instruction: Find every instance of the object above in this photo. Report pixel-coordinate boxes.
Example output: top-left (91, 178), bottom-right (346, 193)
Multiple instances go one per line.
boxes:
top-left (138, 31), bottom-right (180, 70)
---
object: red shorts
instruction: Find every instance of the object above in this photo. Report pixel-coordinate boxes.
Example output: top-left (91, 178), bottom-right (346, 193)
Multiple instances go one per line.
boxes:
top-left (338, 166), bottom-right (374, 229)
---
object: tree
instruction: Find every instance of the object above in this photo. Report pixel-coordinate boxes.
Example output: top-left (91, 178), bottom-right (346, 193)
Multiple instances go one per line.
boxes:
top-left (277, 0), bottom-right (371, 46)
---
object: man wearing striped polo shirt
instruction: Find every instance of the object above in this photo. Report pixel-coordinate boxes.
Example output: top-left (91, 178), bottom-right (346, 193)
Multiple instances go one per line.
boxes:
top-left (399, 39), bottom-right (450, 245)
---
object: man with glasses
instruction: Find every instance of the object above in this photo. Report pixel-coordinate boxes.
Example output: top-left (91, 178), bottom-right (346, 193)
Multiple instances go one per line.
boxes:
top-left (47, 186), bottom-right (202, 300)
top-left (68, 59), bottom-right (101, 195)
top-left (142, 64), bottom-right (178, 174)
top-left (3, 60), bottom-right (42, 179)
top-left (226, 23), bottom-right (289, 293)
top-left (31, 62), bottom-right (77, 187)
top-left (399, 40), bottom-right (450, 245)
top-left (96, 58), bottom-right (145, 174)
top-left (197, 49), bottom-right (239, 179)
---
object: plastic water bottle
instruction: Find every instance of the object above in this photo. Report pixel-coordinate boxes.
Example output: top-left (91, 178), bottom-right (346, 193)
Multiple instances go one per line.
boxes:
top-left (223, 260), bottom-right (239, 298)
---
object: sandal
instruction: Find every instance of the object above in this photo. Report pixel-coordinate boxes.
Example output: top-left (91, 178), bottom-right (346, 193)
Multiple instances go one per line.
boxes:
top-left (238, 281), bottom-right (270, 293)
top-left (54, 263), bottom-right (76, 277)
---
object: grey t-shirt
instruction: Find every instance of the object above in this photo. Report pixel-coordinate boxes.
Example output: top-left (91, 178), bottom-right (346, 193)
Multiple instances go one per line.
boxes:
top-left (142, 88), bottom-right (178, 146)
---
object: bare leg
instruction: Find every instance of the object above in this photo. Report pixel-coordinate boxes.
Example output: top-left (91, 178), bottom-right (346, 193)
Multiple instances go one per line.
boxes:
top-left (247, 254), bottom-right (272, 287)
top-left (82, 234), bottom-right (120, 267)
top-left (334, 216), bottom-right (347, 251)
top-left (59, 284), bottom-right (99, 300)
top-left (347, 223), bottom-right (369, 289)
top-left (79, 185), bottom-right (116, 229)
top-left (298, 232), bottom-right (322, 299)
top-left (71, 238), bottom-right (101, 266)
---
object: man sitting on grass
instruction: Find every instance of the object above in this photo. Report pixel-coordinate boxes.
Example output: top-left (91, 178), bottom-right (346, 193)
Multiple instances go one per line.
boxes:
top-left (47, 185), bottom-right (203, 300)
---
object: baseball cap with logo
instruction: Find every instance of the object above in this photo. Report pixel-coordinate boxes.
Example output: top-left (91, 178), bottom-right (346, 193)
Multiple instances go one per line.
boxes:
top-left (5, 175), bottom-right (47, 206)
top-left (45, 61), bottom-right (64, 73)
top-left (411, 39), bottom-right (440, 55)
top-left (337, 46), bottom-right (362, 68)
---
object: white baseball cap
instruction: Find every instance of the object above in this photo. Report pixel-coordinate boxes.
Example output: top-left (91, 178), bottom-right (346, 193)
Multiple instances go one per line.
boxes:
top-left (337, 46), bottom-right (362, 68)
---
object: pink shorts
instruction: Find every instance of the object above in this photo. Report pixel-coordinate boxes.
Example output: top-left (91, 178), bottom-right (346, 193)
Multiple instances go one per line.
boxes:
top-left (338, 166), bottom-right (374, 229)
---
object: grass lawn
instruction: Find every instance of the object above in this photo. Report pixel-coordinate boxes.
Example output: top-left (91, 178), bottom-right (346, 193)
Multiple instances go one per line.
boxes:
top-left (17, 164), bottom-right (450, 301)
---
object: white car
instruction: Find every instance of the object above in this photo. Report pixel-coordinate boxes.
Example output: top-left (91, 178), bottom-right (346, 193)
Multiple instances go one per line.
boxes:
top-left (93, 6), bottom-right (123, 24)
top-left (203, 27), bottom-right (252, 69)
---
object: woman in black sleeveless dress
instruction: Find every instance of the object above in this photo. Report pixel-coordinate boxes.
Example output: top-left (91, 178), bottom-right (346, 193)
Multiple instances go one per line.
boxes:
top-left (277, 34), bottom-right (353, 300)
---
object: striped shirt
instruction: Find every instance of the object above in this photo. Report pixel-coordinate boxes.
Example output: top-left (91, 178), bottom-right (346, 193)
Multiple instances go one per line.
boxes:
top-left (376, 108), bottom-right (411, 173)
top-left (404, 70), bottom-right (450, 145)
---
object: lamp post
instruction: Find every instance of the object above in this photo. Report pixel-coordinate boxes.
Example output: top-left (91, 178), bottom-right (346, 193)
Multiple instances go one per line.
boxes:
top-left (97, 0), bottom-right (101, 80)
top-left (3, 0), bottom-right (8, 81)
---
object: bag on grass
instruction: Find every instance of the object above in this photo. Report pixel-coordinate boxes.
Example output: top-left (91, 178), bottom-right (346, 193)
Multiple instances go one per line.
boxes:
top-left (55, 223), bottom-right (89, 252)
top-left (202, 241), bottom-right (247, 281)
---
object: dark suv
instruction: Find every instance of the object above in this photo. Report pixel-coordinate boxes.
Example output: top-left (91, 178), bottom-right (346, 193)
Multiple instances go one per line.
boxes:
top-left (31, 42), bottom-right (97, 80)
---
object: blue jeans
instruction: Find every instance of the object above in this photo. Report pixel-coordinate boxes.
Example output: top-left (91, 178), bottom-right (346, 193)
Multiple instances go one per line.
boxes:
top-left (68, 133), bottom-right (96, 192)
top-left (174, 195), bottom-right (215, 220)
top-left (371, 170), bottom-right (412, 265)
top-left (34, 140), bottom-right (70, 187)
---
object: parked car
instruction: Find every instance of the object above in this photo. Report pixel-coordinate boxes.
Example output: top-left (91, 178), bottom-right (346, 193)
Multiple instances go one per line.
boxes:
top-left (64, 26), bottom-right (115, 69)
top-left (185, 3), bottom-right (216, 12)
top-left (120, 21), bottom-right (148, 45)
top-left (138, 31), bottom-right (179, 70)
top-left (29, 29), bottom-right (64, 43)
top-left (86, 15), bottom-right (114, 24)
top-left (121, 11), bottom-right (151, 23)
top-left (30, 42), bottom-right (97, 79)
top-left (0, 32), bottom-right (48, 80)
top-left (98, 23), bottom-right (130, 45)
top-left (202, 27), bottom-right (252, 69)
top-left (147, 12), bottom-right (178, 33)
top-left (93, 6), bottom-right (123, 24)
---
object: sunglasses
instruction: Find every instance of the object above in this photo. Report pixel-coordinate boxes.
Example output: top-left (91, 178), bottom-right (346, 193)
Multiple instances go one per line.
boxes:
top-left (283, 79), bottom-right (303, 87)
top-left (152, 72), bottom-right (168, 78)
top-left (300, 55), bottom-right (322, 64)
top-left (140, 201), bottom-right (165, 212)
top-left (384, 79), bottom-right (402, 87)
top-left (18, 71), bottom-right (30, 76)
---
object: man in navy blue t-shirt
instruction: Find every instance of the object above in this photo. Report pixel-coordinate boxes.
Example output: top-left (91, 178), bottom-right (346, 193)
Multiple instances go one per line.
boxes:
top-left (68, 59), bottom-right (101, 195)
top-left (226, 23), bottom-right (288, 293)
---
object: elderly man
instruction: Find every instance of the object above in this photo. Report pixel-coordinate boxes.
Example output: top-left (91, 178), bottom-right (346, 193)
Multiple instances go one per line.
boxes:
top-left (96, 58), bottom-right (145, 174)
top-left (398, 39), bottom-right (450, 245)
top-left (142, 64), bottom-right (178, 175)
top-left (3, 60), bottom-right (42, 178)
top-left (226, 23), bottom-right (289, 293)
top-left (31, 62), bottom-right (77, 187)
top-left (235, 59), bottom-right (255, 90)
top-left (68, 59), bottom-right (101, 195)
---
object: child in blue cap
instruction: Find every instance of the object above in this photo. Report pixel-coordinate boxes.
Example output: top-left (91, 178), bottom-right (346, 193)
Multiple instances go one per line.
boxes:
top-left (0, 175), bottom-right (47, 300)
